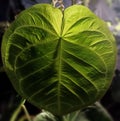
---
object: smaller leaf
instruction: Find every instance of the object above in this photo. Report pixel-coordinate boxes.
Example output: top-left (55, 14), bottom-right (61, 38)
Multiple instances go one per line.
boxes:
top-left (84, 102), bottom-right (113, 121)
top-left (63, 102), bottom-right (113, 121)
top-left (33, 110), bottom-right (63, 121)
top-left (63, 110), bottom-right (88, 121)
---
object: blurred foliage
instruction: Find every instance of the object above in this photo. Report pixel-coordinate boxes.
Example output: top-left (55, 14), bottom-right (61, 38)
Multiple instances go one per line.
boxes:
top-left (33, 102), bottom-right (113, 121)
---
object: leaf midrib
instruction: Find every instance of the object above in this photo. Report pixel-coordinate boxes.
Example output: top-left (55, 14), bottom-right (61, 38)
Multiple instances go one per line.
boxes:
top-left (57, 38), bottom-right (62, 113)
top-left (56, 11), bottom-right (65, 113)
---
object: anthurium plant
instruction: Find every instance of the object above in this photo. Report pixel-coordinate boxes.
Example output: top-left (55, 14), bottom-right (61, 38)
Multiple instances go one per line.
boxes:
top-left (1, 3), bottom-right (117, 120)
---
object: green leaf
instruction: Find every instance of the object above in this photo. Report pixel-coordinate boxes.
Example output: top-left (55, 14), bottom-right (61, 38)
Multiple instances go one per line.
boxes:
top-left (33, 110), bottom-right (62, 121)
top-left (1, 4), bottom-right (117, 115)
top-left (34, 102), bottom-right (113, 121)
top-left (83, 102), bottom-right (113, 121)
top-left (63, 110), bottom-right (88, 121)
top-left (63, 102), bottom-right (113, 121)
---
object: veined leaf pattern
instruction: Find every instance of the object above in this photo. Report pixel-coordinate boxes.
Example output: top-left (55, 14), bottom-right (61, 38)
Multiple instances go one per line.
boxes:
top-left (1, 4), bottom-right (117, 115)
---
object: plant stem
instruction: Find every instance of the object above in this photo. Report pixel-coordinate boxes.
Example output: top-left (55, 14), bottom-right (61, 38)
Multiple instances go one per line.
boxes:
top-left (52, 0), bottom-right (57, 7)
top-left (51, 0), bottom-right (64, 11)
top-left (95, 102), bottom-right (113, 121)
top-left (10, 99), bottom-right (25, 121)
top-left (22, 104), bottom-right (32, 121)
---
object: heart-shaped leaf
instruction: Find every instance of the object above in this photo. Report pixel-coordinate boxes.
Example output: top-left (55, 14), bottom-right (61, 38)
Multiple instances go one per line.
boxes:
top-left (1, 4), bottom-right (117, 115)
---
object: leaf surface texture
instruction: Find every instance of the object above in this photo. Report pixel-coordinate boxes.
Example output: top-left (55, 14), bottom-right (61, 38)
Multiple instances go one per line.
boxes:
top-left (2, 4), bottom-right (117, 115)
